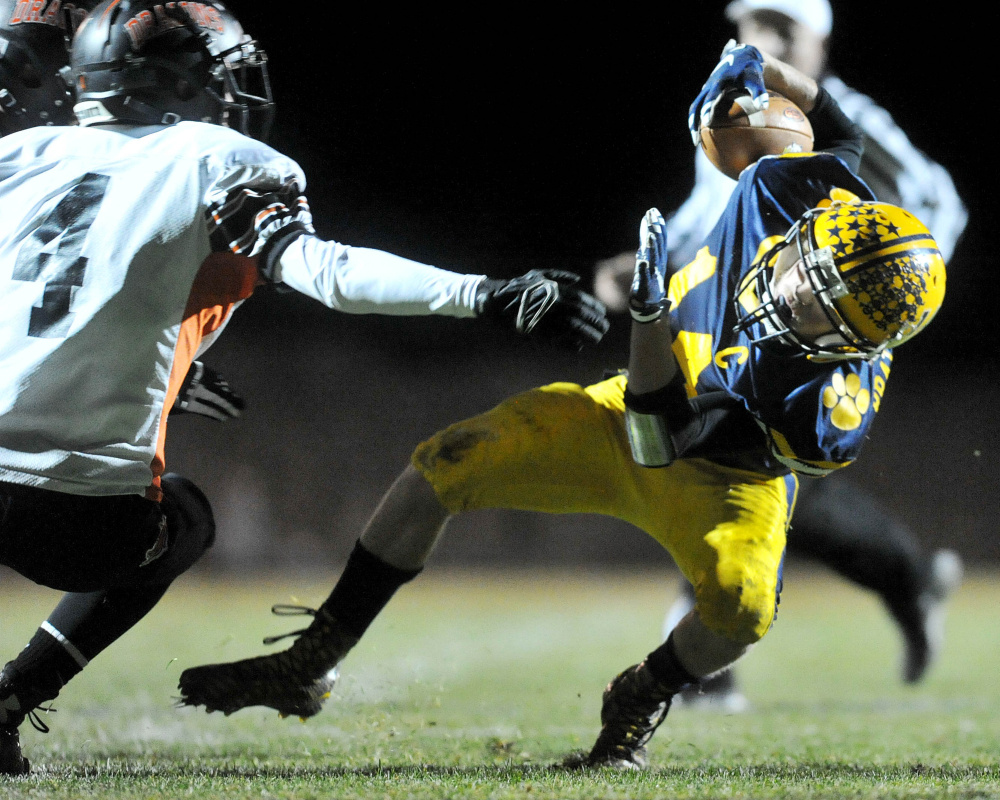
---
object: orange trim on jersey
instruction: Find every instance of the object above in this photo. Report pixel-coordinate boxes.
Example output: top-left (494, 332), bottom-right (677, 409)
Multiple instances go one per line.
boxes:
top-left (100, 0), bottom-right (122, 24)
top-left (145, 253), bottom-right (262, 501)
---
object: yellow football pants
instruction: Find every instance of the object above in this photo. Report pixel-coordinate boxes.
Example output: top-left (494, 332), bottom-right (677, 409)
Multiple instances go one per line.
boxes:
top-left (412, 375), bottom-right (797, 645)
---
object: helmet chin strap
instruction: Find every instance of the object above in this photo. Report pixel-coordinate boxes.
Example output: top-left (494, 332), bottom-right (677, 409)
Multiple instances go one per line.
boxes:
top-left (123, 95), bottom-right (182, 125)
top-left (74, 97), bottom-right (181, 127)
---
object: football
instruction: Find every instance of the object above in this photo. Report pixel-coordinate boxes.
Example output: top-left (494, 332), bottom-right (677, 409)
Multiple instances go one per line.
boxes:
top-left (699, 91), bottom-right (814, 180)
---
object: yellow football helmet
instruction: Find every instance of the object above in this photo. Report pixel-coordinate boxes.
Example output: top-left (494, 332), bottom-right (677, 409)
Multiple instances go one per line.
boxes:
top-left (735, 201), bottom-right (946, 360)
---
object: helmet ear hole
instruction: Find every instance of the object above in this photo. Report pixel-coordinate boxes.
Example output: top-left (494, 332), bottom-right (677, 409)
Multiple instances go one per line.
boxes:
top-left (175, 79), bottom-right (196, 101)
top-left (19, 62), bottom-right (42, 89)
top-left (182, 34), bottom-right (205, 53)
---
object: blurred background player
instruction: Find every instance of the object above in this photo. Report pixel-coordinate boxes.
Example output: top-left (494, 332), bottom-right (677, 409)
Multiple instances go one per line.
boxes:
top-left (0, 0), bottom-right (84, 132)
top-left (595, 0), bottom-right (965, 710)
top-left (175, 43), bottom-right (947, 771)
top-left (0, 0), bottom-right (607, 775)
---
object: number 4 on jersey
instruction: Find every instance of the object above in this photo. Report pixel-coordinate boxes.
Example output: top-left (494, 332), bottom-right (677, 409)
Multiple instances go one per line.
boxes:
top-left (13, 172), bottom-right (109, 338)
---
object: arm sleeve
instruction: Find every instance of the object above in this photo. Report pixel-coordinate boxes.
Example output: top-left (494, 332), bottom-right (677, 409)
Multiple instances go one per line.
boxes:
top-left (206, 176), bottom-right (485, 318)
top-left (274, 235), bottom-right (485, 318)
top-left (808, 86), bottom-right (865, 173)
top-left (821, 75), bottom-right (968, 261)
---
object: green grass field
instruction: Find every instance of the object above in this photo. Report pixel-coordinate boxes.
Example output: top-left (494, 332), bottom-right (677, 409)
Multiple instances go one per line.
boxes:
top-left (2, 565), bottom-right (998, 799)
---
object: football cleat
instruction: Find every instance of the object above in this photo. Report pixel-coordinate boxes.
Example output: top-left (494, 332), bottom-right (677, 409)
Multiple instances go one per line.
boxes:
top-left (584, 662), bottom-right (674, 770)
top-left (894, 549), bottom-right (964, 684)
top-left (1, 661), bottom-right (58, 777)
top-left (178, 605), bottom-right (358, 719)
top-left (0, 726), bottom-right (29, 776)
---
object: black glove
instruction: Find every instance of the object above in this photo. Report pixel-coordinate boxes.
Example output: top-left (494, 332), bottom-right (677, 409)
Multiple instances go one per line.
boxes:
top-left (171, 361), bottom-right (245, 422)
top-left (476, 269), bottom-right (609, 349)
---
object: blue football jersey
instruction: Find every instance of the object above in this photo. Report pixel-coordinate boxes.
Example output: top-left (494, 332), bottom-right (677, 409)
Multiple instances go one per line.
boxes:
top-left (668, 152), bottom-right (893, 477)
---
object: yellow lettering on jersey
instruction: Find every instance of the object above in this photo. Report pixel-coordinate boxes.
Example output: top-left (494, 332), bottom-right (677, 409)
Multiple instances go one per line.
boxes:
top-left (667, 247), bottom-right (717, 308)
top-left (672, 331), bottom-right (714, 398)
top-left (872, 352), bottom-right (892, 412)
top-left (768, 426), bottom-right (848, 473)
top-left (715, 346), bottom-right (749, 369)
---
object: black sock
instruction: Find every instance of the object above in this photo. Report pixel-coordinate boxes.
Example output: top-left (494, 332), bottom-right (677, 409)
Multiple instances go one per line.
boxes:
top-left (46, 585), bottom-right (171, 661)
top-left (322, 540), bottom-right (421, 638)
top-left (644, 633), bottom-right (699, 692)
top-left (8, 627), bottom-right (84, 705)
top-left (7, 582), bottom-right (174, 709)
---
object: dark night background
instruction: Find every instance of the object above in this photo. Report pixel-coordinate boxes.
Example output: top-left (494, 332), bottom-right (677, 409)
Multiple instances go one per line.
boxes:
top-left (163, 2), bottom-right (997, 572)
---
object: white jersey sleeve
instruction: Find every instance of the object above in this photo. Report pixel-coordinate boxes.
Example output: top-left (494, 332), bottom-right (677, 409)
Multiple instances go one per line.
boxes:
top-left (200, 141), bottom-right (484, 317)
top-left (821, 75), bottom-right (968, 261)
top-left (0, 121), bottom-right (489, 499)
top-left (274, 237), bottom-right (483, 317)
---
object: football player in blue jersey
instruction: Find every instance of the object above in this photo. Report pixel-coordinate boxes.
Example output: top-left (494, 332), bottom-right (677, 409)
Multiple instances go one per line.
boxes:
top-left (644, 0), bottom-right (964, 707)
top-left (176, 43), bottom-right (946, 770)
top-left (0, 0), bottom-right (607, 775)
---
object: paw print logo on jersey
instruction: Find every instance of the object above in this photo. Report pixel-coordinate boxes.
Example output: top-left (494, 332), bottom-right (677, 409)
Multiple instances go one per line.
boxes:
top-left (822, 371), bottom-right (870, 431)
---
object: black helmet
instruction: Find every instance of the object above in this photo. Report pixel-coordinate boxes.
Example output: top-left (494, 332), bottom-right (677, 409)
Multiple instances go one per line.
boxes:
top-left (71, 0), bottom-right (274, 140)
top-left (0, 0), bottom-right (92, 134)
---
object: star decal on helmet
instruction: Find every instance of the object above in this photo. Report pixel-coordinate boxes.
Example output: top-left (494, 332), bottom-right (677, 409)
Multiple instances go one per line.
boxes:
top-left (847, 255), bottom-right (928, 333)
top-left (822, 205), bottom-right (906, 256)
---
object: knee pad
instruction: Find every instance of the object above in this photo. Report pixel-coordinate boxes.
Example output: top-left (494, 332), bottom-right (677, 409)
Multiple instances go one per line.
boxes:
top-left (154, 473), bottom-right (216, 580)
top-left (694, 565), bottom-right (780, 646)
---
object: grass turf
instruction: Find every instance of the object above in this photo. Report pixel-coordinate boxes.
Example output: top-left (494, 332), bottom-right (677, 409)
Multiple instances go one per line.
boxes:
top-left (1, 565), bottom-right (998, 798)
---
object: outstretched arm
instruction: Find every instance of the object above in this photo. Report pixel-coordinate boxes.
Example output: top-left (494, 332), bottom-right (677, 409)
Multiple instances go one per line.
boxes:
top-left (272, 235), bottom-right (608, 350)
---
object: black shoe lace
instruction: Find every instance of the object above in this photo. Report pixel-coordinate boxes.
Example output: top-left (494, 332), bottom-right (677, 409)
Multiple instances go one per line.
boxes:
top-left (593, 669), bottom-right (672, 762)
top-left (261, 604), bottom-right (318, 645)
top-left (26, 706), bottom-right (54, 734)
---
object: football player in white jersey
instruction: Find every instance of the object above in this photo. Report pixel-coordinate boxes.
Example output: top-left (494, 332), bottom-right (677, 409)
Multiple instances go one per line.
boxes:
top-left (1, 0), bottom-right (246, 411)
top-left (0, 0), bottom-right (608, 774)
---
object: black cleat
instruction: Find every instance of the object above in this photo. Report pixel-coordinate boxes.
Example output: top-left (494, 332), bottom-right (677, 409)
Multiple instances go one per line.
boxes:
top-left (584, 662), bottom-right (674, 770)
top-left (1, 663), bottom-right (47, 776)
top-left (0, 727), bottom-right (29, 776)
top-left (178, 606), bottom-right (358, 719)
top-left (892, 549), bottom-right (963, 684)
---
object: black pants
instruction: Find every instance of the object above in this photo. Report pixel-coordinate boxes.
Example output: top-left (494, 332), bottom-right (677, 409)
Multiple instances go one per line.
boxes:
top-left (0, 475), bottom-right (215, 709)
top-left (0, 475), bottom-right (214, 592)
top-left (791, 476), bottom-right (929, 605)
